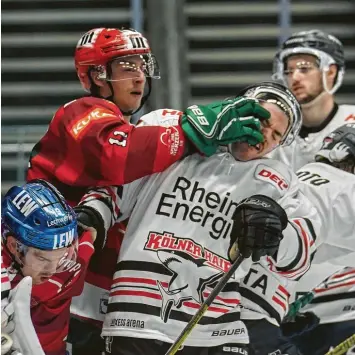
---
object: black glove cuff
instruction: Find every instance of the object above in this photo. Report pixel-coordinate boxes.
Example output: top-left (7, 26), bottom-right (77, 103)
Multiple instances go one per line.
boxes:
top-left (74, 205), bottom-right (107, 249)
top-left (238, 194), bottom-right (288, 230)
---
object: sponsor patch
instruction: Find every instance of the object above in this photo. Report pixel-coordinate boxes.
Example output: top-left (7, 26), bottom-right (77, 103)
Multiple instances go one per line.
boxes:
top-left (70, 107), bottom-right (116, 139)
top-left (160, 126), bottom-right (182, 156)
top-left (255, 164), bottom-right (289, 191)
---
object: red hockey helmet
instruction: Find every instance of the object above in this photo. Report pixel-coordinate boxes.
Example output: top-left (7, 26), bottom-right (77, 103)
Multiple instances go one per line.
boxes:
top-left (75, 28), bottom-right (160, 91)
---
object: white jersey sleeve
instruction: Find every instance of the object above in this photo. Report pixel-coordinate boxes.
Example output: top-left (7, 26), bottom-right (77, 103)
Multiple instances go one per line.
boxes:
top-left (292, 265), bottom-right (355, 324)
top-left (238, 164), bottom-right (320, 325)
top-left (287, 162), bottom-right (355, 324)
top-left (137, 109), bottom-right (182, 127)
top-left (269, 104), bottom-right (355, 171)
top-left (1, 252), bottom-right (11, 303)
top-left (296, 162), bottom-right (355, 265)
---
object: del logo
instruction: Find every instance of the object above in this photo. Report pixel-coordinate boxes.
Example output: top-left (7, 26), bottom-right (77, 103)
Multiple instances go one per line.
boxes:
top-left (144, 231), bottom-right (232, 323)
top-left (53, 229), bottom-right (75, 249)
top-left (70, 107), bottom-right (116, 138)
top-left (255, 164), bottom-right (289, 191)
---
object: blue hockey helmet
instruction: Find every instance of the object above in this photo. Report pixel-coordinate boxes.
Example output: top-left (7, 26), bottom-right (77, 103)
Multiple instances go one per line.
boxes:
top-left (2, 180), bottom-right (78, 251)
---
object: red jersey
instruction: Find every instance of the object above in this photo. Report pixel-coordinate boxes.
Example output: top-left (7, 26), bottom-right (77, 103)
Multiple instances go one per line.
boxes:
top-left (2, 232), bottom-right (94, 355)
top-left (26, 97), bottom-right (186, 332)
top-left (27, 96), bottom-right (187, 206)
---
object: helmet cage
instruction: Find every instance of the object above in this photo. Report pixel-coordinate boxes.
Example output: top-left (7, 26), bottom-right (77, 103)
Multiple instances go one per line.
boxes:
top-left (92, 53), bottom-right (161, 83)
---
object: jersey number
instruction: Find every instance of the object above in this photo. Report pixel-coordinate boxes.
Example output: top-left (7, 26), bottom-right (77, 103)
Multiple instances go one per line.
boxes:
top-left (109, 131), bottom-right (128, 147)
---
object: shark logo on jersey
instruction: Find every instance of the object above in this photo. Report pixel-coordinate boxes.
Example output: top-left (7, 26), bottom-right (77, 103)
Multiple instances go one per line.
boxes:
top-left (156, 250), bottom-right (223, 322)
top-left (144, 231), bottom-right (230, 322)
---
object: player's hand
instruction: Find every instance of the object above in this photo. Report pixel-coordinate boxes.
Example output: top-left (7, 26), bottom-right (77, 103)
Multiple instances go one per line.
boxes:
top-left (181, 97), bottom-right (270, 156)
top-left (228, 195), bottom-right (287, 262)
top-left (281, 312), bottom-right (320, 337)
top-left (74, 205), bottom-right (106, 248)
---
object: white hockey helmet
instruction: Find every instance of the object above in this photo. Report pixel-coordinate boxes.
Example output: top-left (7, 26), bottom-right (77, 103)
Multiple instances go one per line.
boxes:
top-left (272, 29), bottom-right (345, 95)
top-left (238, 81), bottom-right (302, 146)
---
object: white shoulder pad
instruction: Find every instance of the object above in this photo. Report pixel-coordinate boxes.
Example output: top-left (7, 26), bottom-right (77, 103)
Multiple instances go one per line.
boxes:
top-left (137, 109), bottom-right (182, 127)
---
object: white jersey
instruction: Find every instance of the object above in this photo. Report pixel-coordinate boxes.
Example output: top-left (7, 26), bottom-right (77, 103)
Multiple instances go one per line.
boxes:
top-left (291, 162), bottom-right (355, 324)
top-left (80, 151), bottom-right (320, 346)
top-left (270, 104), bottom-right (355, 171)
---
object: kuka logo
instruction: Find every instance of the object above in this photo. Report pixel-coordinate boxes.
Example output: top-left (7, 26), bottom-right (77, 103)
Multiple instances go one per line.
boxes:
top-left (71, 107), bottom-right (116, 138)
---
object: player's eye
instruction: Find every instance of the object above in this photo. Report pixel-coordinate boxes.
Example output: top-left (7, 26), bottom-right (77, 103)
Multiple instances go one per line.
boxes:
top-left (298, 66), bottom-right (312, 74)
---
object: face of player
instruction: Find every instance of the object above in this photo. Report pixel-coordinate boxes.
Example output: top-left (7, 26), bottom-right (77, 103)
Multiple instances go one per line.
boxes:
top-left (283, 54), bottom-right (324, 105)
top-left (7, 236), bottom-right (74, 285)
top-left (230, 102), bottom-right (289, 161)
top-left (109, 55), bottom-right (147, 113)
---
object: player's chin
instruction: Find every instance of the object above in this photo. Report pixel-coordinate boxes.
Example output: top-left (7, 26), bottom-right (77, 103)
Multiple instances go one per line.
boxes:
top-left (230, 142), bottom-right (259, 161)
top-left (129, 94), bottom-right (143, 109)
top-left (34, 275), bottom-right (53, 284)
top-left (296, 93), bottom-right (314, 105)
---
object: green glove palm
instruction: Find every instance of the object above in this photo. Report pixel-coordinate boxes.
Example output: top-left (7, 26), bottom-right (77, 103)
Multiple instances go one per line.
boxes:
top-left (181, 97), bottom-right (270, 156)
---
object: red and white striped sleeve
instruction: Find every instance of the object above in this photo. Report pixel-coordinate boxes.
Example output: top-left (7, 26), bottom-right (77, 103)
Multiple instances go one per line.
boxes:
top-left (267, 188), bottom-right (320, 281)
top-left (79, 179), bottom-right (147, 231)
top-left (1, 251), bottom-right (11, 301)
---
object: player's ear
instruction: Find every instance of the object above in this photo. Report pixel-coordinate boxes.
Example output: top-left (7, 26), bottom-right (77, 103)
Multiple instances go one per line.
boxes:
top-left (6, 235), bottom-right (18, 255)
top-left (89, 69), bottom-right (105, 88)
top-left (326, 64), bottom-right (338, 89)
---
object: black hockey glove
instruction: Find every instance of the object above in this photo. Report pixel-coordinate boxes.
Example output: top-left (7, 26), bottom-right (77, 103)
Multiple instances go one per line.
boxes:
top-left (281, 312), bottom-right (320, 337)
top-left (228, 194), bottom-right (288, 262)
top-left (74, 205), bottom-right (107, 249)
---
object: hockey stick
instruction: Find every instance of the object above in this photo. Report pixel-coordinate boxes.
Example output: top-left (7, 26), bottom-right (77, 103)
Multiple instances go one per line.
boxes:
top-left (325, 334), bottom-right (355, 355)
top-left (284, 268), bottom-right (345, 321)
top-left (165, 251), bottom-right (244, 355)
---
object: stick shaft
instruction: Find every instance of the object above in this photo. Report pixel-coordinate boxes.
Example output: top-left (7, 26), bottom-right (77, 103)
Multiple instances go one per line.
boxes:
top-left (325, 334), bottom-right (355, 355)
top-left (165, 251), bottom-right (244, 355)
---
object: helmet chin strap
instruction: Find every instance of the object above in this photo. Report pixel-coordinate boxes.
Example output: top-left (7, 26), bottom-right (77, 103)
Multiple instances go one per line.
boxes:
top-left (300, 68), bottom-right (333, 111)
top-left (300, 89), bottom-right (328, 109)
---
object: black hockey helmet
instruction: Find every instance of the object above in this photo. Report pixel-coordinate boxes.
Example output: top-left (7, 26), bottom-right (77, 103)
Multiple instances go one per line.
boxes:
top-left (273, 30), bottom-right (345, 94)
top-left (237, 81), bottom-right (302, 146)
top-left (316, 123), bottom-right (355, 173)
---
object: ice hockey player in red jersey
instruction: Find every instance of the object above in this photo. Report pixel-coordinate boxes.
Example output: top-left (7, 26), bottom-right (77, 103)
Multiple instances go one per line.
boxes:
top-left (27, 27), bottom-right (269, 202)
top-left (26, 27), bottom-right (271, 354)
top-left (1, 180), bottom-right (96, 355)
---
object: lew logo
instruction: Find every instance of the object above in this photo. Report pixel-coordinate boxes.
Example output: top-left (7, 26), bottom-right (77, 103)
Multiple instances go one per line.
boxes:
top-left (53, 229), bottom-right (76, 249)
top-left (255, 164), bottom-right (289, 191)
top-left (12, 190), bottom-right (39, 217)
top-left (71, 107), bottom-right (116, 138)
